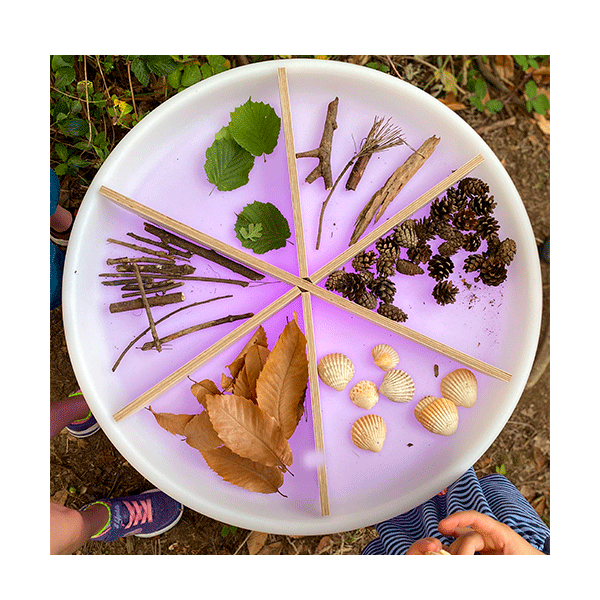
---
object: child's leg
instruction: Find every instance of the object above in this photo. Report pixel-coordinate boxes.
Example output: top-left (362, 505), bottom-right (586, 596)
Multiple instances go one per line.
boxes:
top-left (50, 501), bottom-right (109, 555)
top-left (50, 393), bottom-right (90, 439)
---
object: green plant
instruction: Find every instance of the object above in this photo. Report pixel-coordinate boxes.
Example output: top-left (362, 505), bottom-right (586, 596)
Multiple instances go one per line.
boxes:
top-left (165, 55), bottom-right (231, 92)
top-left (495, 463), bottom-right (507, 475)
top-left (220, 524), bottom-right (238, 537)
top-left (514, 55), bottom-right (550, 116)
top-left (467, 67), bottom-right (504, 114)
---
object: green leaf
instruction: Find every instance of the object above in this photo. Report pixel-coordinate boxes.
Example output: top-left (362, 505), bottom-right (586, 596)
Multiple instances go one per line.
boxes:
top-left (524, 79), bottom-right (538, 99)
top-left (167, 69), bottom-right (182, 89)
top-left (531, 94), bottom-right (550, 115)
top-left (204, 137), bottom-right (255, 191)
top-left (469, 96), bottom-right (485, 112)
top-left (144, 55), bottom-right (177, 76)
top-left (130, 58), bottom-right (150, 86)
top-left (206, 55), bottom-right (230, 75)
top-left (181, 64), bottom-right (202, 87)
top-left (473, 77), bottom-right (487, 100)
top-left (234, 201), bottom-right (291, 254)
top-left (228, 98), bottom-right (281, 157)
top-left (55, 143), bottom-right (69, 163)
top-left (513, 55), bottom-right (528, 70)
top-left (485, 99), bottom-right (504, 114)
top-left (58, 116), bottom-right (89, 138)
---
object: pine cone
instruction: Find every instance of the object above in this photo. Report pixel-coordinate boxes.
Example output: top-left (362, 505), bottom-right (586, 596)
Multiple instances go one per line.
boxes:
top-left (429, 196), bottom-right (454, 222)
top-left (414, 217), bottom-right (436, 242)
top-left (375, 235), bottom-right (399, 255)
top-left (370, 276), bottom-right (396, 303)
top-left (325, 270), bottom-right (348, 292)
top-left (358, 270), bottom-right (375, 287)
top-left (452, 208), bottom-right (479, 231)
top-left (377, 302), bottom-right (408, 322)
top-left (496, 238), bottom-right (517, 265)
top-left (479, 256), bottom-right (507, 286)
top-left (407, 241), bottom-right (432, 265)
top-left (392, 221), bottom-right (418, 248)
top-left (432, 280), bottom-right (459, 305)
top-left (376, 252), bottom-right (397, 277)
top-left (476, 215), bottom-right (500, 239)
top-left (458, 177), bottom-right (489, 198)
top-left (352, 289), bottom-right (378, 310)
top-left (446, 186), bottom-right (469, 211)
top-left (352, 250), bottom-right (376, 272)
top-left (436, 221), bottom-right (464, 243)
top-left (438, 238), bottom-right (463, 257)
top-left (462, 233), bottom-right (481, 253)
top-left (339, 272), bottom-right (367, 300)
top-left (427, 254), bottom-right (454, 281)
top-left (396, 258), bottom-right (424, 276)
top-left (470, 194), bottom-right (497, 216)
top-left (464, 253), bottom-right (485, 273)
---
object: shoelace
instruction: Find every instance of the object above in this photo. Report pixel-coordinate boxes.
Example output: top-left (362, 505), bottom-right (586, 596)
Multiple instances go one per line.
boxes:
top-left (123, 498), bottom-right (153, 529)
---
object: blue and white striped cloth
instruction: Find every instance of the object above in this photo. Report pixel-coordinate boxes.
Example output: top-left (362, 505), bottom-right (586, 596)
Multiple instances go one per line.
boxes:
top-left (362, 468), bottom-right (550, 554)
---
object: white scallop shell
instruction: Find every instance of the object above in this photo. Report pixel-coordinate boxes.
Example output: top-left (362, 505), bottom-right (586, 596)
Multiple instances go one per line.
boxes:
top-left (440, 368), bottom-right (478, 408)
top-left (380, 369), bottom-right (415, 403)
top-left (414, 396), bottom-right (458, 436)
top-left (317, 353), bottom-right (355, 391)
top-left (371, 344), bottom-right (399, 371)
top-left (350, 414), bottom-right (387, 452)
top-left (349, 380), bottom-right (379, 409)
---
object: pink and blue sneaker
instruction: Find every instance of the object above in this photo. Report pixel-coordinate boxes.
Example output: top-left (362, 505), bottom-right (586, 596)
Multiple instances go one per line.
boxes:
top-left (65, 391), bottom-right (100, 438)
top-left (80, 489), bottom-right (184, 543)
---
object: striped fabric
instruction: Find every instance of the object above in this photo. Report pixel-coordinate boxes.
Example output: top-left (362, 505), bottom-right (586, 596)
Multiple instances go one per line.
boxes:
top-left (362, 468), bottom-right (550, 555)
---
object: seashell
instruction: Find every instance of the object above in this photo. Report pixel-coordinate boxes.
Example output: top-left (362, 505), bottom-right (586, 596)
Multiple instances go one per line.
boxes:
top-left (351, 414), bottom-right (387, 452)
top-left (371, 344), bottom-right (399, 371)
top-left (414, 396), bottom-right (458, 436)
top-left (349, 380), bottom-right (379, 409)
top-left (425, 549), bottom-right (451, 555)
top-left (317, 353), bottom-right (355, 391)
top-left (440, 368), bottom-right (478, 408)
top-left (380, 369), bottom-right (415, 403)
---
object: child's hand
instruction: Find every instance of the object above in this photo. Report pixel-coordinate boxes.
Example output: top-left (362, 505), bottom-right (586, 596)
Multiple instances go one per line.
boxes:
top-left (438, 510), bottom-right (545, 555)
top-left (405, 537), bottom-right (450, 555)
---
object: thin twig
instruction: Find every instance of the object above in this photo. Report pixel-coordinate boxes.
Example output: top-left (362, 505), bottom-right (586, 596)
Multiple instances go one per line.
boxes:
top-left (111, 295), bottom-right (233, 371)
top-left (132, 263), bottom-right (162, 352)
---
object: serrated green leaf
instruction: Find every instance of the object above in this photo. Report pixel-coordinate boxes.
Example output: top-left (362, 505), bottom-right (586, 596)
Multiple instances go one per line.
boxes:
top-left (228, 98), bottom-right (281, 157)
top-left (130, 58), bottom-right (150, 86)
top-left (204, 137), bottom-right (255, 191)
top-left (144, 55), bottom-right (177, 76)
top-left (59, 116), bottom-right (89, 138)
top-left (485, 99), bottom-right (504, 114)
top-left (531, 94), bottom-right (550, 115)
top-left (234, 201), bottom-right (290, 254)
top-left (181, 64), bottom-right (202, 87)
top-left (524, 79), bottom-right (538, 99)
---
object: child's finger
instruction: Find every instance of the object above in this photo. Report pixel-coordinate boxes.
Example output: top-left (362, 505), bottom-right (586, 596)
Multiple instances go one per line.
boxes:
top-left (406, 537), bottom-right (443, 555)
top-left (438, 510), bottom-right (498, 537)
top-left (448, 531), bottom-right (485, 555)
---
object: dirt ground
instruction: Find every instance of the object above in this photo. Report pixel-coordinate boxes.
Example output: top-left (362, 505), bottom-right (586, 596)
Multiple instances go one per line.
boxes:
top-left (50, 56), bottom-right (549, 555)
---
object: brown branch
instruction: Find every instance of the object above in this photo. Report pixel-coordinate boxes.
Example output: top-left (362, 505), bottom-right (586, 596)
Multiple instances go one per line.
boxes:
top-left (143, 223), bottom-right (264, 281)
top-left (121, 281), bottom-right (184, 297)
top-left (115, 263), bottom-right (196, 276)
top-left (112, 295), bottom-right (233, 371)
top-left (132, 262), bottom-right (162, 351)
top-left (140, 312), bottom-right (254, 351)
top-left (107, 238), bottom-right (173, 259)
top-left (126, 231), bottom-right (192, 260)
top-left (295, 97), bottom-right (339, 189)
top-left (349, 135), bottom-right (440, 245)
top-left (109, 291), bottom-right (185, 313)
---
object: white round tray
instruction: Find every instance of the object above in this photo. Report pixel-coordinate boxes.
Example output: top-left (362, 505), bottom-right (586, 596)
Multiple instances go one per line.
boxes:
top-left (63, 58), bottom-right (542, 535)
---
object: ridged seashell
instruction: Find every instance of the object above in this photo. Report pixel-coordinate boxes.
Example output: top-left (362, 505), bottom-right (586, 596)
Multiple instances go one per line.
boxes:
top-left (425, 549), bottom-right (451, 555)
top-left (371, 344), bottom-right (399, 371)
top-left (349, 380), bottom-right (379, 409)
top-left (350, 414), bottom-right (387, 452)
top-left (440, 368), bottom-right (478, 408)
top-left (414, 396), bottom-right (459, 436)
top-left (317, 353), bottom-right (355, 391)
top-left (379, 369), bottom-right (415, 403)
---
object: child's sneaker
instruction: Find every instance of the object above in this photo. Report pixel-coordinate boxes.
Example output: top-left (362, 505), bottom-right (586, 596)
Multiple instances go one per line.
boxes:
top-left (80, 489), bottom-right (184, 542)
top-left (65, 391), bottom-right (100, 438)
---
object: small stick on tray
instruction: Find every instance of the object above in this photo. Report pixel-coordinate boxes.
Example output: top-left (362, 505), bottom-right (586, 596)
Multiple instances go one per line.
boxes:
top-left (109, 291), bottom-right (185, 313)
top-left (132, 262), bottom-right (162, 352)
top-left (140, 312), bottom-right (254, 351)
top-left (349, 135), bottom-right (441, 245)
top-left (107, 238), bottom-right (173, 259)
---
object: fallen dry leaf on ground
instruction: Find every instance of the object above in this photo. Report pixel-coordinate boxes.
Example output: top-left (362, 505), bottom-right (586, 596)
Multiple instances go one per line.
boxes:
top-left (247, 530), bottom-right (269, 554)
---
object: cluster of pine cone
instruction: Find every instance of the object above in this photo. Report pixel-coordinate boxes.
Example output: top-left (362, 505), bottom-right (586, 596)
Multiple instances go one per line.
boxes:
top-left (325, 177), bottom-right (516, 319)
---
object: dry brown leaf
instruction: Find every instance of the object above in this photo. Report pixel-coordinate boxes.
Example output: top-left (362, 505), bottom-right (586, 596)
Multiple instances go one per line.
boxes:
top-left (206, 394), bottom-right (293, 469)
top-left (223, 326), bottom-right (270, 394)
top-left (247, 530), bottom-right (269, 555)
top-left (494, 55), bottom-right (514, 85)
top-left (257, 541), bottom-right (283, 555)
top-left (184, 411), bottom-right (223, 452)
top-left (191, 379), bottom-right (221, 409)
top-left (200, 445), bottom-right (284, 494)
top-left (439, 93), bottom-right (467, 111)
top-left (255, 318), bottom-right (308, 439)
top-left (243, 344), bottom-right (270, 400)
top-left (148, 407), bottom-right (194, 437)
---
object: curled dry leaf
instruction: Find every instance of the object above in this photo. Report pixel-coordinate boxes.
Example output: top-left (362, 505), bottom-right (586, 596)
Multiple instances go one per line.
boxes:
top-left (222, 325), bottom-right (269, 392)
top-left (148, 407), bottom-right (194, 437)
top-left (206, 394), bottom-right (293, 470)
top-left (191, 379), bottom-right (221, 409)
top-left (255, 317), bottom-right (308, 439)
top-left (183, 411), bottom-right (223, 452)
top-left (200, 445), bottom-right (284, 494)
top-left (233, 344), bottom-right (270, 401)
